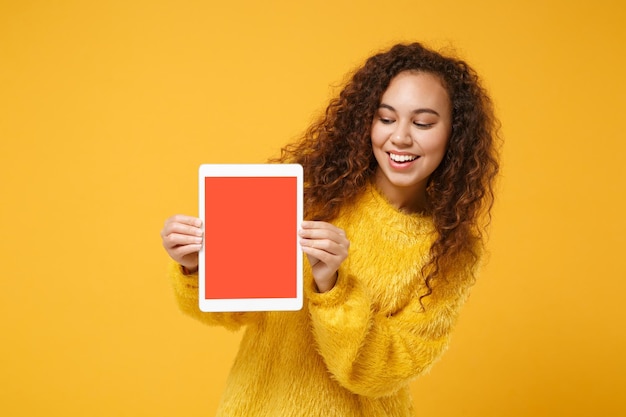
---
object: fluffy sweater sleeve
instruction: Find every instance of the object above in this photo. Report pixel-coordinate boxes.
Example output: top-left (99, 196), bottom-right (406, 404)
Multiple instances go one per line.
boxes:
top-left (305, 184), bottom-right (478, 398)
top-left (307, 269), bottom-right (472, 398)
top-left (169, 261), bottom-right (263, 331)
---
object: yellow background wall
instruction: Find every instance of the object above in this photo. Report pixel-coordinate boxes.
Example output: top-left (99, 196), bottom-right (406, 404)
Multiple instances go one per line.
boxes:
top-left (1, 0), bottom-right (625, 415)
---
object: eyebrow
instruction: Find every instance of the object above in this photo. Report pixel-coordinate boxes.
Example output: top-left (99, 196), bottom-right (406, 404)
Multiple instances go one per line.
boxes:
top-left (378, 103), bottom-right (440, 117)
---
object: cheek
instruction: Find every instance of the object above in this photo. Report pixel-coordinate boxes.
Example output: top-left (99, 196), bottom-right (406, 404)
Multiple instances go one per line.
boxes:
top-left (423, 131), bottom-right (450, 156)
top-left (370, 134), bottom-right (386, 164)
top-left (370, 125), bottom-right (387, 149)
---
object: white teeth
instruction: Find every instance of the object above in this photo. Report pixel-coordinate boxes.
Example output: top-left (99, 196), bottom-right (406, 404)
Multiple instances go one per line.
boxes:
top-left (389, 153), bottom-right (418, 162)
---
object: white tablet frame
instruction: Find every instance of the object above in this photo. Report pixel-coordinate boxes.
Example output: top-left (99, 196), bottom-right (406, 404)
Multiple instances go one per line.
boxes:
top-left (198, 163), bottom-right (303, 312)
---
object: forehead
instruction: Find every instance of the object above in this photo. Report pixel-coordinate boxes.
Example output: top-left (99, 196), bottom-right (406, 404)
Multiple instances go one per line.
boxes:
top-left (381, 71), bottom-right (451, 110)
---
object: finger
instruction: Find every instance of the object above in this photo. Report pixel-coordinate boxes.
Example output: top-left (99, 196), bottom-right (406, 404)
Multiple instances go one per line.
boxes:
top-left (163, 232), bottom-right (203, 249)
top-left (300, 236), bottom-right (350, 255)
top-left (299, 223), bottom-right (347, 241)
top-left (170, 244), bottom-right (202, 258)
top-left (161, 220), bottom-right (202, 237)
top-left (299, 237), bottom-right (339, 251)
top-left (162, 215), bottom-right (203, 237)
top-left (300, 221), bottom-right (346, 236)
top-left (299, 229), bottom-right (348, 244)
top-left (172, 214), bottom-right (202, 226)
top-left (300, 238), bottom-right (348, 259)
top-left (164, 215), bottom-right (202, 230)
top-left (162, 221), bottom-right (204, 238)
top-left (301, 245), bottom-right (344, 267)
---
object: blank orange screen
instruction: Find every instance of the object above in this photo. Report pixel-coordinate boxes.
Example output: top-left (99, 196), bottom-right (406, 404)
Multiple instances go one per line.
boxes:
top-left (203, 176), bottom-right (297, 299)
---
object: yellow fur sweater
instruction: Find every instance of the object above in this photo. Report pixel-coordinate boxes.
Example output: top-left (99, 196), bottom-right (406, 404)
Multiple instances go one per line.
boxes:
top-left (170, 183), bottom-right (477, 417)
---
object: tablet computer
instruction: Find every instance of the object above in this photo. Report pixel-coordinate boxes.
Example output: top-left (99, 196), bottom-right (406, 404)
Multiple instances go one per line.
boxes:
top-left (198, 164), bottom-right (303, 312)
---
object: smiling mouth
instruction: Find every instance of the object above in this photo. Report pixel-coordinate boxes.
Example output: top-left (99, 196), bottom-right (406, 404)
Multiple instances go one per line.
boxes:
top-left (388, 152), bottom-right (419, 163)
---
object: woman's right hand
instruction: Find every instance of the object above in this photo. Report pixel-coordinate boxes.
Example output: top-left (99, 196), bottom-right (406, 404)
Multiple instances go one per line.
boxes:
top-left (161, 214), bottom-right (203, 273)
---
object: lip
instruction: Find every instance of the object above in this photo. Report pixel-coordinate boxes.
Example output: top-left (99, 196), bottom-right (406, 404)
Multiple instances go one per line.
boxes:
top-left (388, 151), bottom-right (417, 157)
top-left (387, 151), bottom-right (420, 169)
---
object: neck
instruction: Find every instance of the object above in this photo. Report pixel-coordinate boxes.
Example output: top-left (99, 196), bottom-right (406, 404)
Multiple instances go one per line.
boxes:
top-left (373, 171), bottom-right (429, 214)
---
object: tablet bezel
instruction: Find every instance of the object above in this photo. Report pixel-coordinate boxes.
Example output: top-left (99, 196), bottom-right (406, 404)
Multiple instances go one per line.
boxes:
top-left (198, 163), bottom-right (303, 312)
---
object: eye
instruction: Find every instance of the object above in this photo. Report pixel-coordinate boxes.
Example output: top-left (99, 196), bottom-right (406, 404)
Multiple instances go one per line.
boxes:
top-left (379, 117), bottom-right (394, 124)
top-left (414, 121), bottom-right (435, 129)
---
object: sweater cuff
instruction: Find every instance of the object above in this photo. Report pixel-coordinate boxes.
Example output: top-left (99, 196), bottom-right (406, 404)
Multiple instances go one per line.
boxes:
top-left (169, 261), bottom-right (198, 287)
top-left (306, 267), bottom-right (355, 308)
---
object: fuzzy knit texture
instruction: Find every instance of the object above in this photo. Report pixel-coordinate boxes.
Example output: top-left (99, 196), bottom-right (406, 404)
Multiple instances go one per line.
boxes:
top-left (170, 182), bottom-right (478, 417)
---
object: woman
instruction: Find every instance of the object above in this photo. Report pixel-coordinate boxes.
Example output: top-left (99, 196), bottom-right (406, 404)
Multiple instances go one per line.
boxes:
top-left (161, 42), bottom-right (499, 416)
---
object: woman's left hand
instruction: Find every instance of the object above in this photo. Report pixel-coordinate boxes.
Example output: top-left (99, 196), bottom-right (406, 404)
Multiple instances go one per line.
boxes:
top-left (299, 221), bottom-right (350, 293)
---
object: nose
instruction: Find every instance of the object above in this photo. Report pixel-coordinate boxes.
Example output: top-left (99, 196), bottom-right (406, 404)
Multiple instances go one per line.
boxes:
top-left (390, 123), bottom-right (413, 147)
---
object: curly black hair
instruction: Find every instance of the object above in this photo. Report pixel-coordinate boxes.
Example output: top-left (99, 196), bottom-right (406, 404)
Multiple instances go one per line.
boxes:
top-left (274, 42), bottom-right (500, 301)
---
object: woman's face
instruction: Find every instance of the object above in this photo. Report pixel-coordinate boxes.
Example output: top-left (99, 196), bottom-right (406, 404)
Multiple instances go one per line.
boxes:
top-left (370, 70), bottom-right (452, 211)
